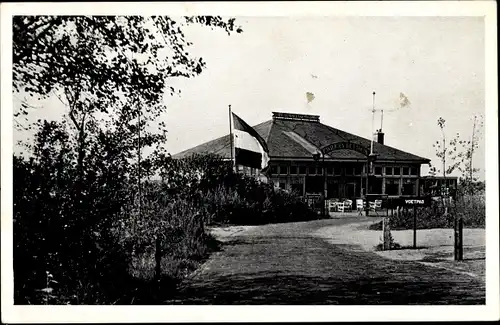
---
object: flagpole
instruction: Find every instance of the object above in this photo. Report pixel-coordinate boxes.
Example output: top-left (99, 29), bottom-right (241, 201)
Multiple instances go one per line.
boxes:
top-left (380, 108), bottom-right (384, 132)
top-left (370, 91), bottom-right (376, 155)
top-left (229, 104), bottom-right (236, 172)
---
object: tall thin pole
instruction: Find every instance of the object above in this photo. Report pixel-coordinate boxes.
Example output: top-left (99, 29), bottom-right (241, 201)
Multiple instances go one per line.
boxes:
top-left (229, 105), bottom-right (236, 172)
top-left (366, 91), bottom-right (376, 216)
top-left (470, 114), bottom-right (477, 195)
top-left (370, 91), bottom-right (376, 155)
top-left (413, 205), bottom-right (417, 248)
top-left (137, 96), bottom-right (141, 218)
top-left (365, 158), bottom-right (369, 215)
top-left (323, 153), bottom-right (327, 217)
top-left (380, 109), bottom-right (384, 132)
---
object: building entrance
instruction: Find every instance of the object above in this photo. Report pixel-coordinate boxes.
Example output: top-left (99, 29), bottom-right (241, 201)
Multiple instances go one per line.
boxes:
top-left (305, 176), bottom-right (323, 194)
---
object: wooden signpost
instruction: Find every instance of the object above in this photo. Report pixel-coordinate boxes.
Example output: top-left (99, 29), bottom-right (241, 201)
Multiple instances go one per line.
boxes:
top-left (398, 196), bottom-right (431, 249)
top-left (454, 217), bottom-right (464, 261)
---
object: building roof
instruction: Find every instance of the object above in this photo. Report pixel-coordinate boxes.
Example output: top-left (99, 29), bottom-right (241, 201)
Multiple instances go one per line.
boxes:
top-left (173, 112), bottom-right (430, 163)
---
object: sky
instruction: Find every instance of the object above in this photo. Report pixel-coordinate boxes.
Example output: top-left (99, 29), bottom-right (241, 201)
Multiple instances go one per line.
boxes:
top-left (13, 16), bottom-right (486, 179)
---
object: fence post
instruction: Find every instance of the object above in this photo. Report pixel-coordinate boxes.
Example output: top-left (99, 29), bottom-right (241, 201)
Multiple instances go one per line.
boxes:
top-left (383, 217), bottom-right (391, 250)
top-left (453, 216), bottom-right (464, 261)
top-left (458, 217), bottom-right (464, 260)
top-left (454, 217), bottom-right (458, 260)
top-left (413, 205), bottom-right (417, 249)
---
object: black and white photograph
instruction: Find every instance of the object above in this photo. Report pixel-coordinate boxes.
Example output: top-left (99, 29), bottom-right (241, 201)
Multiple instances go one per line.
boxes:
top-left (1, 1), bottom-right (498, 323)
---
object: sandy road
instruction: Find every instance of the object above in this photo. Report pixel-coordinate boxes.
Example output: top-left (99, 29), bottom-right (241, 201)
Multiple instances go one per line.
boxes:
top-left (168, 217), bottom-right (485, 304)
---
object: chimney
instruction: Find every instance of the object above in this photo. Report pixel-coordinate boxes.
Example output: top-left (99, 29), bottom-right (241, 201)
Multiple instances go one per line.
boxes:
top-left (377, 129), bottom-right (385, 145)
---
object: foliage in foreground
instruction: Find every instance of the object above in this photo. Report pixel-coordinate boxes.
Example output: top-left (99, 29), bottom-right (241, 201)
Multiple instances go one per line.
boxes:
top-left (368, 194), bottom-right (485, 231)
top-left (12, 15), bottom-right (245, 305)
top-left (14, 134), bottom-right (317, 304)
top-left (11, 15), bottom-right (315, 305)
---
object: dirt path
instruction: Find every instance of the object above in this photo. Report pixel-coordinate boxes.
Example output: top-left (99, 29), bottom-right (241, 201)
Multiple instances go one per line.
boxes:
top-left (168, 217), bottom-right (485, 304)
top-left (315, 219), bottom-right (486, 280)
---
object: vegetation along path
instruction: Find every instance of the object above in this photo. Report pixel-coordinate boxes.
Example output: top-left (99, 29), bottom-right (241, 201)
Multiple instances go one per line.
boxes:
top-left (168, 217), bottom-right (485, 305)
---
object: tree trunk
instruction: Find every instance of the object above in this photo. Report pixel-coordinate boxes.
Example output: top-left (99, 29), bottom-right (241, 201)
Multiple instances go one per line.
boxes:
top-left (155, 237), bottom-right (162, 282)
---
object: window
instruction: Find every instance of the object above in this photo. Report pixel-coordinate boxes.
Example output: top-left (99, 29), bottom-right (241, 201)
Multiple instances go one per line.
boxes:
top-left (402, 179), bottom-right (416, 195)
top-left (290, 166), bottom-right (298, 175)
top-left (290, 183), bottom-right (302, 195)
top-left (299, 166), bottom-right (307, 175)
top-left (345, 167), bottom-right (353, 176)
top-left (279, 165), bottom-right (288, 175)
top-left (317, 167), bottom-right (323, 175)
top-left (371, 178), bottom-right (383, 194)
top-left (402, 167), bottom-right (409, 175)
top-left (375, 167), bottom-right (382, 175)
top-left (270, 165), bottom-right (278, 174)
top-left (386, 179), bottom-right (399, 195)
top-left (393, 167), bottom-right (400, 176)
top-left (385, 167), bottom-right (393, 176)
top-left (326, 166), bottom-right (334, 175)
top-left (449, 179), bottom-right (457, 188)
top-left (354, 166), bottom-right (362, 175)
top-left (334, 166), bottom-right (342, 176)
top-left (410, 167), bottom-right (418, 176)
top-left (308, 167), bottom-right (316, 175)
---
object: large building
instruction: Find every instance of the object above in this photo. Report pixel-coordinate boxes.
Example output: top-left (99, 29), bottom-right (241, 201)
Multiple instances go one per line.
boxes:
top-left (174, 112), bottom-right (431, 202)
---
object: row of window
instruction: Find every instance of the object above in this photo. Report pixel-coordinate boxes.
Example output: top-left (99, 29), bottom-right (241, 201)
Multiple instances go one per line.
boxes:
top-left (374, 166), bottom-right (418, 176)
top-left (385, 178), bottom-right (418, 195)
top-left (270, 165), bottom-right (419, 176)
top-left (277, 178), bottom-right (419, 196)
top-left (270, 165), bottom-right (364, 176)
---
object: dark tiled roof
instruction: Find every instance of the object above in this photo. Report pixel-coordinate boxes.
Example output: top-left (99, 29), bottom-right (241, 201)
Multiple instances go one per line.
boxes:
top-left (172, 115), bottom-right (430, 163)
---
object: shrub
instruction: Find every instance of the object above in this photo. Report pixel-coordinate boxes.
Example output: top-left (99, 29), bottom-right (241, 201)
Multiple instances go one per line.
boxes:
top-left (111, 184), bottom-right (218, 303)
top-left (453, 194), bottom-right (485, 228)
top-left (14, 123), bottom-right (317, 305)
top-left (369, 195), bottom-right (485, 231)
top-left (196, 175), bottom-right (317, 226)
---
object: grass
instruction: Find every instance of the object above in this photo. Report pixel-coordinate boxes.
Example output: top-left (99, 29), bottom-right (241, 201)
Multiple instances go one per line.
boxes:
top-left (14, 160), bottom-right (318, 304)
top-left (122, 231), bottom-right (222, 304)
top-left (369, 202), bottom-right (485, 232)
top-left (375, 242), bottom-right (401, 251)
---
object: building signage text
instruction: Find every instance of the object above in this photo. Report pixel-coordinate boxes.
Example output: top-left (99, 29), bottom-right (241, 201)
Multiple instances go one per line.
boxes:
top-left (399, 197), bottom-right (431, 207)
top-left (273, 112), bottom-right (320, 122)
top-left (321, 142), bottom-right (370, 157)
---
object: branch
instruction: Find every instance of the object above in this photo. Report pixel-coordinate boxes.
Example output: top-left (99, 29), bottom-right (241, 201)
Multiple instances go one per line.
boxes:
top-left (52, 90), bottom-right (69, 107)
top-left (65, 81), bottom-right (82, 131)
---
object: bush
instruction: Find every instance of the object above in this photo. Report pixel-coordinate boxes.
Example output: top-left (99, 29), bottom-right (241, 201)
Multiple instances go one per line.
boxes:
top-left (14, 122), bottom-right (317, 305)
top-left (369, 195), bottom-right (485, 231)
top-left (198, 176), bottom-right (318, 226)
top-left (13, 121), bottom-right (218, 305)
top-left (454, 194), bottom-right (485, 228)
top-left (156, 153), bottom-right (318, 226)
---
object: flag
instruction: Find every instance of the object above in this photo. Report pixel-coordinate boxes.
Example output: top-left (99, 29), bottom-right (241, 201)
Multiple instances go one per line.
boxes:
top-left (232, 112), bottom-right (270, 170)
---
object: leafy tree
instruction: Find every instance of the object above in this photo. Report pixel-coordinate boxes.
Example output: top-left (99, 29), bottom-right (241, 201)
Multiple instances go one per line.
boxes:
top-left (433, 117), bottom-right (462, 178)
top-left (452, 114), bottom-right (484, 195)
top-left (12, 15), bottom-right (243, 304)
top-left (13, 14), bottom-right (243, 244)
top-left (13, 16), bottom-right (242, 178)
top-left (432, 114), bottom-right (484, 195)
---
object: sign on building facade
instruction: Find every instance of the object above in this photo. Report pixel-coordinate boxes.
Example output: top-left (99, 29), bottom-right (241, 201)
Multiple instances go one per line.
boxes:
top-left (321, 141), bottom-right (371, 157)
